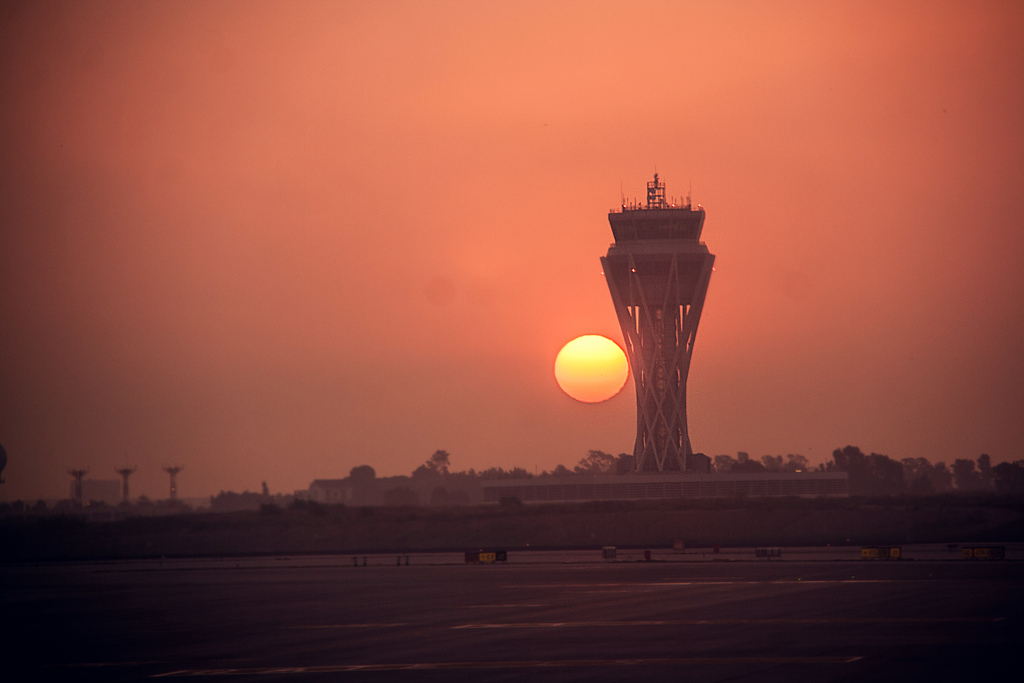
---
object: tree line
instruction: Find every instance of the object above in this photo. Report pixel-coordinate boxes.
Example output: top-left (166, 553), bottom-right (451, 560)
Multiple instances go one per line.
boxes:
top-left (322, 446), bottom-right (1024, 507)
top-left (711, 446), bottom-right (1024, 497)
top-left (4, 446), bottom-right (1020, 517)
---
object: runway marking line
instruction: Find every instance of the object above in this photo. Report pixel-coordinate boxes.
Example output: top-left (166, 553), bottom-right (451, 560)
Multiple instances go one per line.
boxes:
top-left (464, 603), bottom-right (546, 608)
top-left (150, 656), bottom-right (864, 676)
top-left (452, 617), bottom-right (1001, 629)
top-left (291, 623), bottom-right (410, 629)
top-left (287, 617), bottom-right (1000, 630)
top-left (504, 580), bottom-right (905, 588)
top-left (65, 661), bottom-right (164, 668)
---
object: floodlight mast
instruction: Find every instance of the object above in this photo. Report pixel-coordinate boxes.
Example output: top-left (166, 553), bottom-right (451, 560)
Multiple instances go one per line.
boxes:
top-left (163, 465), bottom-right (184, 501)
top-left (67, 468), bottom-right (88, 505)
top-left (602, 174), bottom-right (715, 472)
top-left (115, 466), bottom-right (136, 504)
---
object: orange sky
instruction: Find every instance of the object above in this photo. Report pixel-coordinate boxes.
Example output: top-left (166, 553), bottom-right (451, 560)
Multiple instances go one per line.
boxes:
top-left (2, 1), bottom-right (1022, 501)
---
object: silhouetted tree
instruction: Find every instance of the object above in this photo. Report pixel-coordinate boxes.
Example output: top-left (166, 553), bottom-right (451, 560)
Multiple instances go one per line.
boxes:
top-left (951, 454), bottom-right (1001, 493)
top-left (977, 453), bottom-right (993, 490)
top-left (574, 450), bottom-right (616, 474)
top-left (953, 459), bottom-right (982, 492)
top-left (900, 457), bottom-right (954, 495)
top-left (832, 446), bottom-right (864, 475)
top-left (902, 458), bottom-right (934, 494)
top-left (992, 461), bottom-right (1024, 496)
top-left (349, 465), bottom-right (376, 484)
top-left (713, 455), bottom-right (737, 473)
top-left (732, 459), bottom-right (766, 473)
top-left (782, 454), bottom-right (809, 472)
top-left (868, 453), bottom-right (906, 495)
top-left (479, 466), bottom-right (532, 479)
top-left (761, 455), bottom-right (784, 471)
top-left (413, 450), bottom-right (451, 478)
top-left (348, 465), bottom-right (377, 503)
top-left (929, 461), bottom-right (954, 492)
top-left (831, 446), bottom-right (906, 495)
top-left (615, 453), bottom-right (636, 474)
top-left (428, 450), bottom-right (450, 474)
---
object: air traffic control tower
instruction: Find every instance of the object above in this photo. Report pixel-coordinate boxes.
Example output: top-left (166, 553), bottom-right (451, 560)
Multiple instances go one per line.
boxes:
top-left (602, 174), bottom-right (714, 473)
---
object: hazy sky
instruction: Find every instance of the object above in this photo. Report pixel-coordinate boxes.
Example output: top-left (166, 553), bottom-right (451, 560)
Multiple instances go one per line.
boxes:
top-left (2, 1), bottom-right (1022, 501)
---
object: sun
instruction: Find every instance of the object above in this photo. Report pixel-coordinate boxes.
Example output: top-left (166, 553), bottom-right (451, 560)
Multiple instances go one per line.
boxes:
top-left (554, 335), bottom-right (629, 403)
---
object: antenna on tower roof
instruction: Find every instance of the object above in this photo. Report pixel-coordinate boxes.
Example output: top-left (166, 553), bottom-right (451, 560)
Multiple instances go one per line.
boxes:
top-left (646, 172), bottom-right (666, 209)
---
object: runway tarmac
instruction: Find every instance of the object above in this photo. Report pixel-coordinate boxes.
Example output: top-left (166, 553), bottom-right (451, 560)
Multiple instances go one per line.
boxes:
top-left (3, 547), bottom-right (1022, 681)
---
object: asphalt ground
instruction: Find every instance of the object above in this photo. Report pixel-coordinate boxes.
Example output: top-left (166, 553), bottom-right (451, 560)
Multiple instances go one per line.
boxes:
top-left (3, 547), bottom-right (1022, 682)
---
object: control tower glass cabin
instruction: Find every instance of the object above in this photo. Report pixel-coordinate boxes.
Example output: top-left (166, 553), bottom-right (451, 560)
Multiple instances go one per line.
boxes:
top-left (601, 174), bottom-right (715, 473)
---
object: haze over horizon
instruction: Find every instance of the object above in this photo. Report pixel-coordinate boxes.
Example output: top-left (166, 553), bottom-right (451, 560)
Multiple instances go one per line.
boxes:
top-left (2, 1), bottom-right (1022, 502)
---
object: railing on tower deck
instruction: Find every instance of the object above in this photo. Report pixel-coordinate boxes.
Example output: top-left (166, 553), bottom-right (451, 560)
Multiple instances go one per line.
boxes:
top-left (610, 199), bottom-right (699, 213)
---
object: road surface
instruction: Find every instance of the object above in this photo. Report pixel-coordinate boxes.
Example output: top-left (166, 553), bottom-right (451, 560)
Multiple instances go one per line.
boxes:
top-left (3, 548), bottom-right (1021, 681)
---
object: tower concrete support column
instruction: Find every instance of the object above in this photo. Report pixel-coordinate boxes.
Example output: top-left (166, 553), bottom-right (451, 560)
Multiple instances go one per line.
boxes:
top-left (602, 174), bottom-right (715, 473)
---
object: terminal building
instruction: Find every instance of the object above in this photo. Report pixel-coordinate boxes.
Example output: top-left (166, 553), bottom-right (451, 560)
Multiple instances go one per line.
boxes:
top-left (482, 471), bottom-right (849, 504)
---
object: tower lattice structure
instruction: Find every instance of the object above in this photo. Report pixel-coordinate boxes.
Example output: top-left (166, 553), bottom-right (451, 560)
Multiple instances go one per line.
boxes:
top-left (602, 174), bottom-right (715, 472)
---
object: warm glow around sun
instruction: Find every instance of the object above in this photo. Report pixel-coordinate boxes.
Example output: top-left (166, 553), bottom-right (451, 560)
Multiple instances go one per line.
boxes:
top-left (554, 335), bottom-right (629, 403)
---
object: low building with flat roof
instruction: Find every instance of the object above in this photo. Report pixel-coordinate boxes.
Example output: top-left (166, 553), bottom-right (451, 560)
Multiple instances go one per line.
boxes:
top-left (482, 471), bottom-right (848, 504)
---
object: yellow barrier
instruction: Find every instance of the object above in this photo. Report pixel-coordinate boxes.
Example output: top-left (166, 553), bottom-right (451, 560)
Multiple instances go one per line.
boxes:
top-left (962, 546), bottom-right (1005, 560)
top-left (861, 546), bottom-right (901, 560)
top-left (464, 550), bottom-right (508, 563)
